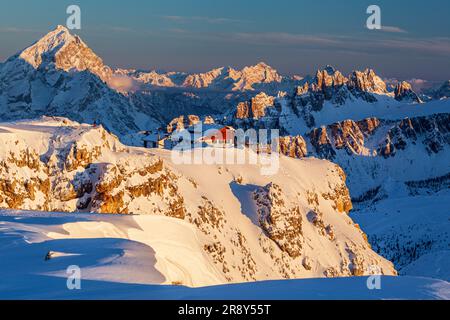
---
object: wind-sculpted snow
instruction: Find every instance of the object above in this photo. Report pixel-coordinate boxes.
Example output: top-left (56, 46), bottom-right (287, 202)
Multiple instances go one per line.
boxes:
top-left (0, 211), bottom-right (448, 299)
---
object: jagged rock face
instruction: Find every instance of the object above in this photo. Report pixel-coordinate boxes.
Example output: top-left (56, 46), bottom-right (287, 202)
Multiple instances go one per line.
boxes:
top-left (322, 166), bottom-right (353, 214)
top-left (328, 119), bottom-right (381, 157)
top-left (0, 118), bottom-right (184, 217)
top-left (379, 113), bottom-right (450, 157)
top-left (282, 67), bottom-right (412, 133)
top-left (0, 144), bottom-right (50, 210)
top-left (116, 69), bottom-right (188, 88)
top-left (236, 101), bottom-right (251, 119)
top-left (115, 62), bottom-right (299, 97)
top-left (394, 81), bottom-right (422, 103)
top-left (277, 112), bottom-right (449, 215)
top-left (307, 114), bottom-right (450, 160)
top-left (165, 115), bottom-right (217, 135)
top-left (293, 67), bottom-right (388, 113)
top-left (182, 62), bottom-right (283, 92)
top-left (133, 71), bottom-right (177, 87)
top-left (232, 92), bottom-right (283, 132)
top-left (91, 159), bottom-right (185, 218)
top-left (167, 115), bottom-right (202, 133)
top-left (236, 92), bottom-right (275, 119)
top-left (357, 117), bottom-right (381, 135)
top-left (348, 69), bottom-right (387, 99)
top-left (309, 127), bottom-right (337, 160)
top-left (183, 67), bottom-right (227, 89)
top-left (278, 136), bottom-right (308, 158)
top-left (247, 168), bottom-right (380, 278)
top-left (232, 62), bottom-right (283, 91)
top-left (254, 183), bottom-right (304, 258)
top-left (19, 25), bottom-right (112, 82)
top-left (313, 67), bottom-right (348, 98)
top-left (293, 67), bottom-right (351, 112)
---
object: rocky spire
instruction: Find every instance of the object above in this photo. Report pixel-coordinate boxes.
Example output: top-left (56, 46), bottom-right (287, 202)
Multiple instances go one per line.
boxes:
top-left (347, 69), bottom-right (387, 95)
top-left (18, 25), bottom-right (112, 82)
top-left (394, 81), bottom-right (422, 103)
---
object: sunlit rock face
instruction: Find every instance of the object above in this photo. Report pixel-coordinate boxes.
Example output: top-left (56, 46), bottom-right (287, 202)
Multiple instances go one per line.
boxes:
top-left (394, 81), bottom-right (422, 103)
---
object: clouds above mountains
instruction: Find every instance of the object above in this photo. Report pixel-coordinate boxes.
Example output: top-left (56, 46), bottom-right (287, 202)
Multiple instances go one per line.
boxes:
top-left (164, 28), bottom-right (450, 57)
top-left (161, 15), bottom-right (244, 24)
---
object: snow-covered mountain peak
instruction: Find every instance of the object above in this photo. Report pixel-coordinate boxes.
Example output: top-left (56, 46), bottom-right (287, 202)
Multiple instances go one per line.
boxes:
top-left (178, 62), bottom-right (283, 91)
top-left (18, 25), bottom-right (75, 68)
top-left (16, 25), bottom-right (111, 81)
top-left (239, 61), bottom-right (282, 83)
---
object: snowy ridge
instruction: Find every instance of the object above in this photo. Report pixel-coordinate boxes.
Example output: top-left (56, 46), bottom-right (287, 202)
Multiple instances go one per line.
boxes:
top-left (0, 117), bottom-right (396, 286)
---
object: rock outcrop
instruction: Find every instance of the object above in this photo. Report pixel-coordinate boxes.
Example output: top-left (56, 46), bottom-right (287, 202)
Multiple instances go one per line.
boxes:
top-left (394, 81), bottom-right (422, 103)
top-left (347, 69), bottom-right (387, 100)
top-left (0, 118), bottom-right (184, 217)
top-left (236, 92), bottom-right (276, 120)
top-left (254, 183), bottom-right (304, 258)
top-left (278, 136), bottom-right (308, 158)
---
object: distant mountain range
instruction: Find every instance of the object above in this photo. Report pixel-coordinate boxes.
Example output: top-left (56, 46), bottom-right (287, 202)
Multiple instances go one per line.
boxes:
top-left (1, 26), bottom-right (448, 138)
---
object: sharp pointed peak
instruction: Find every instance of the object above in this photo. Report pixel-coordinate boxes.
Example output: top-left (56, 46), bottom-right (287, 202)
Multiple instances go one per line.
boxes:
top-left (54, 24), bottom-right (70, 32)
top-left (39, 25), bottom-right (76, 42)
top-left (12, 25), bottom-right (111, 81)
top-left (18, 26), bottom-right (78, 68)
top-left (256, 61), bottom-right (269, 67)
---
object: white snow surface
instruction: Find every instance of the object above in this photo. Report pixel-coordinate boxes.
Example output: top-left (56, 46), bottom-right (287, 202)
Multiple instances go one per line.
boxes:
top-left (0, 210), bottom-right (448, 300)
top-left (351, 190), bottom-right (450, 282)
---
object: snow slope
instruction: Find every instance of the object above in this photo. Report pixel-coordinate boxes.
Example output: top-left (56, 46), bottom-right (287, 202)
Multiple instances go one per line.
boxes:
top-left (0, 211), bottom-right (222, 287)
top-left (351, 190), bottom-right (450, 281)
top-left (0, 117), bottom-right (397, 286)
top-left (0, 210), bottom-right (448, 300)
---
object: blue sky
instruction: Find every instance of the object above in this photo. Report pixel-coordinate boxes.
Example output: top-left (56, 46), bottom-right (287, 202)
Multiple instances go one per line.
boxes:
top-left (1, 0), bottom-right (449, 80)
